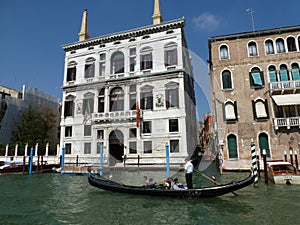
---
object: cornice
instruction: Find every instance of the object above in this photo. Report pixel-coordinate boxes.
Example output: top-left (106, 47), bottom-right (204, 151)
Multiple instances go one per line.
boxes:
top-left (62, 18), bottom-right (185, 52)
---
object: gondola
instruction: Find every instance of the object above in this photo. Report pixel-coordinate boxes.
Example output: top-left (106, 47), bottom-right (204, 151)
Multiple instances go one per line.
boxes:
top-left (88, 172), bottom-right (255, 198)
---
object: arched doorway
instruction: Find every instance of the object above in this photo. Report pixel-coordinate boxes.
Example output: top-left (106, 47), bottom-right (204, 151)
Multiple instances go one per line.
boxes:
top-left (109, 129), bottom-right (124, 166)
top-left (259, 133), bottom-right (270, 157)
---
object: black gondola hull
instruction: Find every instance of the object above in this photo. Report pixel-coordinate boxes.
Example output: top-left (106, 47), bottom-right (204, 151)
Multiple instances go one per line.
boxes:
top-left (88, 173), bottom-right (254, 198)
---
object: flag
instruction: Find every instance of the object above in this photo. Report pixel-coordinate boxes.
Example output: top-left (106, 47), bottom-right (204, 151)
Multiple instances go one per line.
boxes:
top-left (136, 101), bottom-right (140, 128)
top-left (83, 100), bottom-right (92, 124)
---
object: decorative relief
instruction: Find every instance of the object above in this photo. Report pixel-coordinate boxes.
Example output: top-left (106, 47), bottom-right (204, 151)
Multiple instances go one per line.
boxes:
top-left (156, 94), bottom-right (164, 107)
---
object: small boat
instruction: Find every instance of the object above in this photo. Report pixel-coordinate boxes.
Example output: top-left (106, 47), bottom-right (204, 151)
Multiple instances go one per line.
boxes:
top-left (88, 172), bottom-right (254, 198)
top-left (267, 161), bottom-right (300, 185)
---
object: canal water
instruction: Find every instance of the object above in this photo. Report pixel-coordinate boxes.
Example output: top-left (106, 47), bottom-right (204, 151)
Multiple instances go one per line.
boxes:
top-left (1, 169), bottom-right (299, 225)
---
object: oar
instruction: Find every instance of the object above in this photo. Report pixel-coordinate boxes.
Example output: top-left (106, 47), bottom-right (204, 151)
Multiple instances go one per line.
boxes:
top-left (194, 169), bottom-right (238, 196)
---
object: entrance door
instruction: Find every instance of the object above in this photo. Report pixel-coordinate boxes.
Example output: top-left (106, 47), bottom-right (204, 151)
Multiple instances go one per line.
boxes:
top-left (109, 130), bottom-right (124, 166)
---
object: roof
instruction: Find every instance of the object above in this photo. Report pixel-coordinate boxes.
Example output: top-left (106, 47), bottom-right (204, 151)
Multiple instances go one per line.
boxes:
top-left (208, 24), bottom-right (300, 43)
top-left (62, 18), bottom-right (185, 52)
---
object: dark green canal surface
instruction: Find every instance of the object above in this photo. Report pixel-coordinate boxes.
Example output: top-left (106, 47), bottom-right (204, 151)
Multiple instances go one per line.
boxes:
top-left (1, 170), bottom-right (299, 225)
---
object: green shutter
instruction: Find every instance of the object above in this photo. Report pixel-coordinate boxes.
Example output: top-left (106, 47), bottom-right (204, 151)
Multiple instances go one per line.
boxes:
top-left (292, 69), bottom-right (300, 80)
top-left (228, 135), bottom-right (238, 158)
top-left (269, 71), bottom-right (277, 82)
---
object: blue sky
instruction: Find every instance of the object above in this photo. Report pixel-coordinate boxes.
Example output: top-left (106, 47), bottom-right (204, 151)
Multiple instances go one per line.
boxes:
top-left (1, 0), bottom-right (299, 119)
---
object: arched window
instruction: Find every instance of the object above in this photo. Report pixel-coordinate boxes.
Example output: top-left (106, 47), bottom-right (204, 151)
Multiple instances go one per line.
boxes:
top-left (248, 41), bottom-right (258, 56)
top-left (227, 134), bottom-right (238, 158)
top-left (252, 99), bottom-right (268, 120)
top-left (224, 100), bottom-right (237, 121)
top-left (220, 45), bottom-right (229, 59)
top-left (164, 42), bottom-right (178, 66)
top-left (110, 87), bottom-right (124, 111)
top-left (249, 67), bottom-right (264, 88)
top-left (291, 63), bottom-right (300, 80)
top-left (268, 65), bottom-right (277, 82)
top-left (165, 82), bottom-right (179, 108)
top-left (259, 133), bottom-right (270, 157)
top-left (140, 47), bottom-right (153, 70)
top-left (276, 38), bottom-right (285, 53)
top-left (85, 58), bottom-right (95, 78)
top-left (287, 37), bottom-right (297, 52)
top-left (265, 40), bottom-right (274, 55)
top-left (222, 70), bottom-right (232, 89)
top-left (279, 64), bottom-right (289, 81)
top-left (66, 61), bottom-right (77, 82)
top-left (111, 51), bottom-right (124, 74)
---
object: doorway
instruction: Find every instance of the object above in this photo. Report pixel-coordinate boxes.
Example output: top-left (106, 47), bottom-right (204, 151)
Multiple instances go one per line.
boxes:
top-left (109, 129), bottom-right (124, 166)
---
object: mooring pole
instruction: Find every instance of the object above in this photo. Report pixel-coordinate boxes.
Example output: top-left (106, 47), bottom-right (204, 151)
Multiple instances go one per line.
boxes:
top-left (262, 149), bottom-right (268, 184)
top-left (251, 141), bottom-right (258, 186)
top-left (256, 151), bottom-right (260, 178)
top-left (61, 146), bottom-right (65, 168)
top-left (99, 144), bottom-right (103, 176)
top-left (290, 149), bottom-right (294, 166)
top-left (295, 151), bottom-right (299, 171)
top-left (165, 143), bottom-right (170, 178)
top-left (284, 150), bottom-right (287, 162)
top-left (29, 148), bottom-right (34, 175)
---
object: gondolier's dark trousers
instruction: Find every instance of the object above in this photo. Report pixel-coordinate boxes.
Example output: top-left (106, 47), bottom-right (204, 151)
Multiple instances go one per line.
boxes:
top-left (185, 173), bottom-right (193, 189)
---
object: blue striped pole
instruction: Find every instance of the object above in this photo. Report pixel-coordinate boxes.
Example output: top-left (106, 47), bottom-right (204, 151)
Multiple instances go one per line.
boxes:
top-left (29, 147), bottom-right (34, 175)
top-left (251, 141), bottom-right (258, 186)
top-left (99, 144), bottom-right (103, 176)
top-left (166, 143), bottom-right (170, 178)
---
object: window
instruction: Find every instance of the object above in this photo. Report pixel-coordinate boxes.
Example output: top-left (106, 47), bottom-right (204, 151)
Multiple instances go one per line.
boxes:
top-left (83, 97), bottom-right (94, 116)
top-left (287, 37), bottom-right (297, 52)
top-left (64, 100), bottom-right (74, 117)
top-left (265, 40), bottom-right (274, 55)
top-left (84, 142), bottom-right (91, 154)
top-left (84, 125), bottom-right (91, 136)
top-left (276, 38), bottom-right (285, 53)
top-left (96, 142), bottom-right (104, 154)
top-left (65, 126), bottom-right (72, 137)
top-left (259, 133), bottom-right (270, 157)
top-left (249, 67), bottom-right (264, 88)
top-left (97, 130), bottom-right (104, 139)
top-left (279, 64), bottom-right (289, 81)
top-left (268, 66), bottom-right (277, 82)
top-left (170, 140), bottom-right (179, 153)
top-left (143, 141), bottom-right (152, 154)
top-left (142, 121), bottom-right (151, 134)
top-left (252, 99), bottom-right (268, 120)
top-left (110, 87), bottom-right (124, 111)
top-left (291, 63), bottom-right (300, 80)
top-left (222, 70), bottom-right (232, 89)
top-left (129, 141), bottom-right (137, 154)
top-left (248, 41), bottom-right (258, 56)
top-left (164, 42), bottom-right (178, 66)
top-left (141, 91), bottom-right (153, 110)
top-left (99, 53), bottom-right (106, 76)
top-left (65, 143), bottom-right (71, 154)
top-left (111, 51), bottom-right (124, 74)
top-left (166, 89), bottom-right (179, 108)
top-left (66, 61), bottom-right (77, 82)
top-left (129, 85), bottom-right (137, 110)
top-left (220, 45), bottom-right (229, 59)
top-left (224, 101), bottom-right (237, 121)
top-left (84, 58), bottom-right (95, 78)
top-left (129, 48), bottom-right (136, 72)
top-left (169, 119), bottom-right (179, 132)
top-left (140, 47), bottom-right (153, 70)
top-left (227, 134), bottom-right (238, 158)
top-left (98, 88), bottom-right (105, 113)
top-left (129, 128), bottom-right (137, 138)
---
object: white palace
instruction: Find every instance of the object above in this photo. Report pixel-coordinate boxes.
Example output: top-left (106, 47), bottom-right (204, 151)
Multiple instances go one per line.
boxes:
top-left (60, 0), bottom-right (197, 167)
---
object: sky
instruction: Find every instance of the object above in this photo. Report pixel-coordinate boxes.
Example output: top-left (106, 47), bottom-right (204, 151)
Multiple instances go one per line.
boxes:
top-left (1, 0), bottom-right (299, 120)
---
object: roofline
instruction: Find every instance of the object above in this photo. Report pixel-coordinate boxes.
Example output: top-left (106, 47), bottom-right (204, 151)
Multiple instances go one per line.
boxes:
top-left (208, 24), bottom-right (300, 43)
top-left (62, 18), bottom-right (185, 52)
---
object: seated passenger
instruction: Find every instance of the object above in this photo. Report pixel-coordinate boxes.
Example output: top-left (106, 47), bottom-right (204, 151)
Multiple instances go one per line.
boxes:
top-left (147, 178), bottom-right (156, 188)
top-left (172, 178), bottom-right (186, 190)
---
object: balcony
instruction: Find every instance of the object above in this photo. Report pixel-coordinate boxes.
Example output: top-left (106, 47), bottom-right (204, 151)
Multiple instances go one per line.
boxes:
top-left (270, 80), bottom-right (300, 94)
top-left (274, 117), bottom-right (300, 130)
top-left (93, 110), bottom-right (137, 122)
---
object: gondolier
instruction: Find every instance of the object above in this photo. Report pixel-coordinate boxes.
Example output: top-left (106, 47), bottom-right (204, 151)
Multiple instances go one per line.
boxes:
top-left (184, 158), bottom-right (194, 189)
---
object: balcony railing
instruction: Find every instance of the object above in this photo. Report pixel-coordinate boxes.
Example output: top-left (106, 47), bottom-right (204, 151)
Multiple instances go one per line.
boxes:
top-left (274, 117), bottom-right (300, 130)
top-left (270, 80), bottom-right (300, 92)
top-left (93, 110), bottom-right (136, 122)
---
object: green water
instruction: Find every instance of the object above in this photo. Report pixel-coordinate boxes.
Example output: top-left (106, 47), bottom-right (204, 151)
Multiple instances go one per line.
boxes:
top-left (1, 171), bottom-right (299, 225)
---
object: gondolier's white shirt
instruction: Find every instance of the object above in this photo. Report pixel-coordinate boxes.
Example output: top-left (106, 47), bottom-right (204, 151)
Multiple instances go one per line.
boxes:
top-left (184, 161), bottom-right (194, 174)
